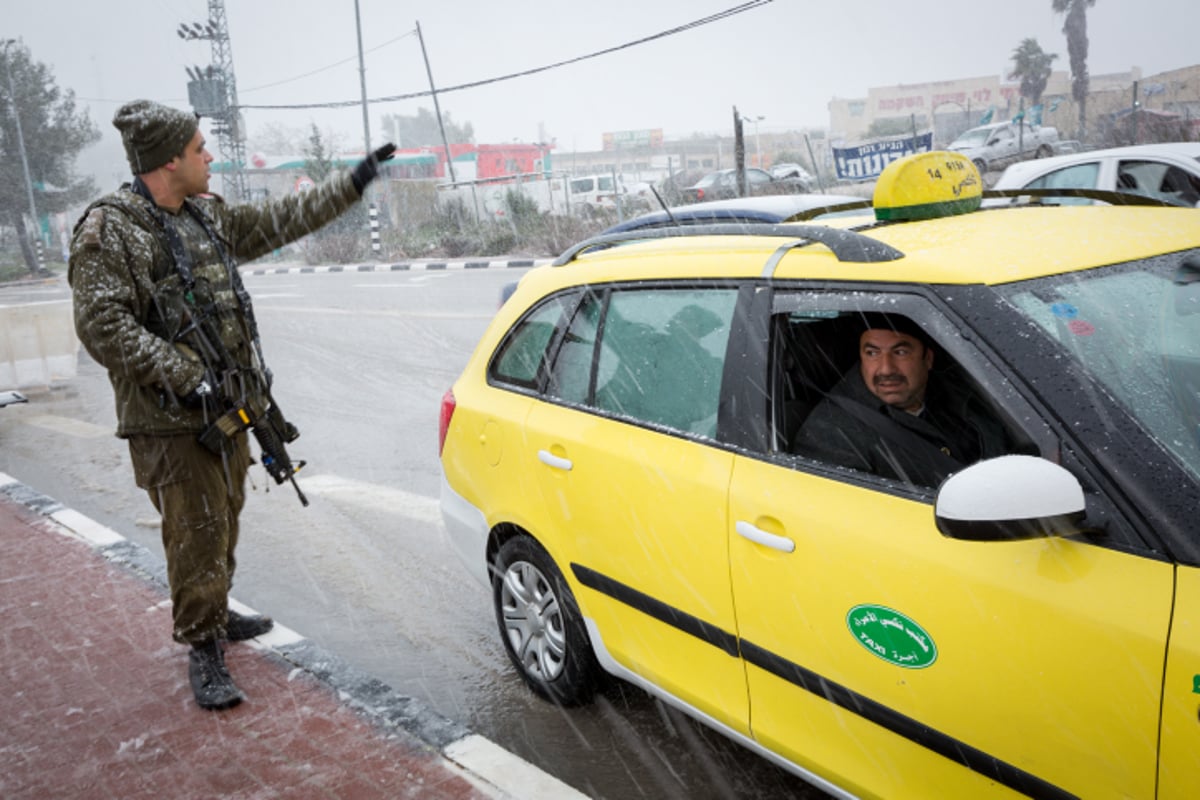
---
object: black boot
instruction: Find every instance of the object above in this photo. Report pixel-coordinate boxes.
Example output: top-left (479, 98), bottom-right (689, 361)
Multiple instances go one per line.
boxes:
top-left (226, 609), bottom-right (274, 641)
top-left (188, 639), bottom-right (244, 710)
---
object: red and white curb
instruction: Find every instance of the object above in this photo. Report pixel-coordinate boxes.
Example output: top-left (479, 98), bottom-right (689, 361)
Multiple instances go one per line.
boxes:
top-left (0, 471), bottom-right (586, 800)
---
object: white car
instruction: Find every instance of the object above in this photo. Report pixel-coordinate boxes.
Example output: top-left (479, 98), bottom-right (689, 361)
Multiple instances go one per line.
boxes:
top-left (948, 121), bottom-right (1060, 174)
top-left (1, 390), bottom-right (28, 408)
top-left (566, 173), bottom-right (630, 216)
top-left (769, 162), bottom-right (815, 189)
top-left (993, 142), bottom-right (1200, 207)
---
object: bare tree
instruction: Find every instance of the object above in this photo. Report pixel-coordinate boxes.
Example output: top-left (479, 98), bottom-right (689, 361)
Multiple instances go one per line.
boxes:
top-left (1052, 0), bottom-right (1097, 140)
top-left (247, 121), bottom-right (307, 155)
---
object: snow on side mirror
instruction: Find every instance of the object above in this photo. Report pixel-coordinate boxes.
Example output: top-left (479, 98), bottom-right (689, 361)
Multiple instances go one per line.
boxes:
top-left (935, 455), bottom-right (1086, 541)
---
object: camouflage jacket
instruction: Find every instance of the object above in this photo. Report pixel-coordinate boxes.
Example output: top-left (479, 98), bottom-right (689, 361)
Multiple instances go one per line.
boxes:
top-left (68, 172), bottom-right (361, 438)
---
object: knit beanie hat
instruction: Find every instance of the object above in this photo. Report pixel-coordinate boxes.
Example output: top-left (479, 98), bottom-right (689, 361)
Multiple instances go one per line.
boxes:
top-left (112, 100), bottom-right (199, 174)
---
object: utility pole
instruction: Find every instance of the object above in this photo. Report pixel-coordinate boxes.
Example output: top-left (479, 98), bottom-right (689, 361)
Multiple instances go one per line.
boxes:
top-left (1131, 81), bottom-right (1141, 145)
top-left (178, 1), bottom-right (247, 201)
top-left (354, 0), bottom-right (371, 153)
top-left (353, 0), bottom-right (382, 257)
top-left (1, 40), bottom-right (44, 273)
top-left (733, 106), bottom-right (746, 196)
top-left (416, 21), bottom-right (457, 185)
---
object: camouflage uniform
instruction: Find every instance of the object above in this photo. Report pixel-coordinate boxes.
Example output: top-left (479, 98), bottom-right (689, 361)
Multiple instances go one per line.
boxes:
top-left (68, 175), bottom-right (360, 644)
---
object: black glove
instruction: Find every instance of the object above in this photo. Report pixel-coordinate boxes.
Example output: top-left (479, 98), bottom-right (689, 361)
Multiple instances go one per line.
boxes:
top-left (180, 378), bottom-right (214, 409)
top-left (350, 142), bottom-right (397, 195)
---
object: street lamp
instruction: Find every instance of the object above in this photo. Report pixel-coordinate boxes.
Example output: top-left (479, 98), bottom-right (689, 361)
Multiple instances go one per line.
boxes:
top-left (1, 39), bottom-right (44, 272)
top-left (741, 114), bottom-right (765, 168)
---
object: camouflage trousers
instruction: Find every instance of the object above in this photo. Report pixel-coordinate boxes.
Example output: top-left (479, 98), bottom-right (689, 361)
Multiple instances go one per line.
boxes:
top-left (127, 432), bottom-right (251, 645)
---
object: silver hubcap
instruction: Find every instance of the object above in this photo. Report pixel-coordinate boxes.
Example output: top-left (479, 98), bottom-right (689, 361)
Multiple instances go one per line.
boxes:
top-left (500, 560), bottom-right (566, 681)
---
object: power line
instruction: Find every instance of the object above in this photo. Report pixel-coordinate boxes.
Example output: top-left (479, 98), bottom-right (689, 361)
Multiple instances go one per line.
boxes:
top-left (237, 1), bottom-right (773, 111)
top-left (239, 30), bottom-right (417, 94)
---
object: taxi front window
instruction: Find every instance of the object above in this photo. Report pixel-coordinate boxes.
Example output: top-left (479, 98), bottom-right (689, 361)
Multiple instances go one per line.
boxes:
top-left (1001, 251), bottom-right (1200, 481)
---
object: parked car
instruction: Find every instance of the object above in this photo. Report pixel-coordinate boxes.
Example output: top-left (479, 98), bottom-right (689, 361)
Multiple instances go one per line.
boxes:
top-left (993, 142), bottom-right (1200, 207)
top-left (566, 173), bottom-right (630, 217)
top-left (1, 390), bottom-right (28, 408)
top-left (602, 192), bottom-right (868, 233)
top-left (441, 150), bottom-right (1200, 798)
top-left (656, 168), bottom-right (710, 206)
top-left (498, 194), bottom-right (869, 305)
top-left (682, 167), bottom-right (809, 203)
top-left (769, 161), bottom-right (816, 189)
top-left (948, 120), bottom-right (1059, 174)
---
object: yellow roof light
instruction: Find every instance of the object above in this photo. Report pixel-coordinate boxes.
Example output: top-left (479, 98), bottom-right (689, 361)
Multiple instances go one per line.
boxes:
top-left (874, 151), bottom-right (983, 221)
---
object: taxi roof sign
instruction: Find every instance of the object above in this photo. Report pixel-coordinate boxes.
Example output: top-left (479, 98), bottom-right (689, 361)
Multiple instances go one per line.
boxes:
top-left (874, 151), bottom-right (982, 221)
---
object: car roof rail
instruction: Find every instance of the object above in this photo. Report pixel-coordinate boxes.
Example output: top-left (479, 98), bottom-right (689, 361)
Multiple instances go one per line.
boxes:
top-left (553, 223), bottom-right (905, 266)
top-left (784, 199), bottom-right (874, 221)
top-left (982, 188), bottom-right (1176, 206)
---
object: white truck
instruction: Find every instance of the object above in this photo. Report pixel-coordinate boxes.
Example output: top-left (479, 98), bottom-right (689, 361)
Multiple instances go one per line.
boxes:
top-left (948, 121), bottom-right (1060, 175)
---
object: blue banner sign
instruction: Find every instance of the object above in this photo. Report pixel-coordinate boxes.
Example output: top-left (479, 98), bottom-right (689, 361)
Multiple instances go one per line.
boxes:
top-left (833, 133), bottom-right (934, 181)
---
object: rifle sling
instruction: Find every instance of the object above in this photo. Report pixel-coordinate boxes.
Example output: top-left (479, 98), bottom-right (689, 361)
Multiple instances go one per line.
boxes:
top-left (129, 179), bottom-right (268, 384)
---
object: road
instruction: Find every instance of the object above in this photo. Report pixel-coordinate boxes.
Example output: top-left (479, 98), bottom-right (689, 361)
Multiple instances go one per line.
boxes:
top-left (0, 266), bottom-right (827, 800)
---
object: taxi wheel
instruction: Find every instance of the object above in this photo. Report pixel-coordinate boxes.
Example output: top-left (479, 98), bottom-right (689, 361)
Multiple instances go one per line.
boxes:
top-left (492, 535), bottom-right (602, 706)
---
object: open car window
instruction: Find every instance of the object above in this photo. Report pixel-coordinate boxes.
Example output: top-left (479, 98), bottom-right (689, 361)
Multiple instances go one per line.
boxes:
top-left (765, 291), bottom-right (1045, 491)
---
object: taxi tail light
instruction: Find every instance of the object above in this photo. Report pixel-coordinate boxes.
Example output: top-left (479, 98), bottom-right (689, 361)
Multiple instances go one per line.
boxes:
top-left (438, 388), bottom-right (456, 456)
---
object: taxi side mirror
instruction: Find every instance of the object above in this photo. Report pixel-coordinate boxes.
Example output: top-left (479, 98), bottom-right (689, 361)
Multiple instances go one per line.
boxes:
top-left (934, 455), bottom-right (1085, 541)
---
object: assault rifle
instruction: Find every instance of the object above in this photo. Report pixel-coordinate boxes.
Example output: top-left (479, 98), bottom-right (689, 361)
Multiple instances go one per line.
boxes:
top-left (177, 308), bottom-right (309, 507)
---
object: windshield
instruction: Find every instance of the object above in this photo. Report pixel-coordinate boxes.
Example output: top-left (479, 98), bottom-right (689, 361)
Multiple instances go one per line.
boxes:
top-left (1001, 250), bottom-right (1200, 480)
top-left (951, 128), bottom-right (992, 147)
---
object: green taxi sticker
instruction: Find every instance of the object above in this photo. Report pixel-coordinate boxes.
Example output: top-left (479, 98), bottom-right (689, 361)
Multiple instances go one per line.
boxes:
top-left (1193, 675), bottom-right (1200, 694)
top-left (847, 604), bottom-right (938, 669)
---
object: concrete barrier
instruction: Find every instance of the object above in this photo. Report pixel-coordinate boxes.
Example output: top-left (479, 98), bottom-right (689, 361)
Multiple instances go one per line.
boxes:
top-left (0, 300), bottom-right (79, 388)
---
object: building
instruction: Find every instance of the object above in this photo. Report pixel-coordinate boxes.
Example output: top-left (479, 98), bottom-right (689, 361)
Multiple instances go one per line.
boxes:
top-left (829, 64), bottom-right (1200, 148)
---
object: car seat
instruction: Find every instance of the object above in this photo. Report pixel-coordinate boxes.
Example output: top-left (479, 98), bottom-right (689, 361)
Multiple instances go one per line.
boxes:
top-left (1160, 169), bottom-right (1200, 207)
top-left (1117, 170), bottom-right (1141, 191)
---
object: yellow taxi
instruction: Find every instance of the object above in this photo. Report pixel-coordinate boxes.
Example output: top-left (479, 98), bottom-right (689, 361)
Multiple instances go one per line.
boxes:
top-left (438, 151), bottom-right (1200, 799)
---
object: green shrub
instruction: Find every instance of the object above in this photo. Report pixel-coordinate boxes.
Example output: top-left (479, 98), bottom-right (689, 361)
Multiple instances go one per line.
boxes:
top-left (504, 188), bottom-right (541, 223)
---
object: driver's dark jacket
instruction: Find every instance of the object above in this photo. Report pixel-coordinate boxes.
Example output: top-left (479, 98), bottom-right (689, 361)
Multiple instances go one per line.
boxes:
top-left (792, 366), bottom-right (1009, 487)
top-left (68, 174), bottom-right (359, 438)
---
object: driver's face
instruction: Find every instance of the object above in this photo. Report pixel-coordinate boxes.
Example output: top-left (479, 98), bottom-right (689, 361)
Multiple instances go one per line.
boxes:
top-left (859, 328), bottom-right (933, 412)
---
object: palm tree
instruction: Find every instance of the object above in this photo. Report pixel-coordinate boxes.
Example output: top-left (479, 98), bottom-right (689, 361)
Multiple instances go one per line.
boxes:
top-left (1052, 0), bottom-right (1097, 140)
top-left (1008, 38), bottom-right (1057, 107)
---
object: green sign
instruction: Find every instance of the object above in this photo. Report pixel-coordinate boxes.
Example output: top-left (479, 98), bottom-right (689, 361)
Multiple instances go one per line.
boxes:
top-left (1193, 675), bottom-right (1200, 694)
top-left (847, 604), bottom-right (938, 669)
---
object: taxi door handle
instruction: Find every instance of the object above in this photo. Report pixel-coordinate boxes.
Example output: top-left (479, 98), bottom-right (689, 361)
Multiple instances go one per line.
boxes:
top-left (537, 450), bottom-right (573, 471)
top-left (735, 521), bottom-right (795, 553)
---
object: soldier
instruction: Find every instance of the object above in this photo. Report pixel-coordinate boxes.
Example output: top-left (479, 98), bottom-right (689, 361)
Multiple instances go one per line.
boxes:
top-left (69, 99), bottom-right (394, 710)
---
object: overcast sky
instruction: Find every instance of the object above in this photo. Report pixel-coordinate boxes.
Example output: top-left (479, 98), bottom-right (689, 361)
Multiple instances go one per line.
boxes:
top-left (8, 0), bottom-right (1196, 182)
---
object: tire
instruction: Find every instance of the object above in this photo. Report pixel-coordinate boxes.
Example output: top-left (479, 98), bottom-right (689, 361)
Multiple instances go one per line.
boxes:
top-left (1036, 145), bottom-right (1053, 158)
top-left (972, 158), bottom-right (987, 176)
top-left (492, 535), bottom-right (602, 706)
